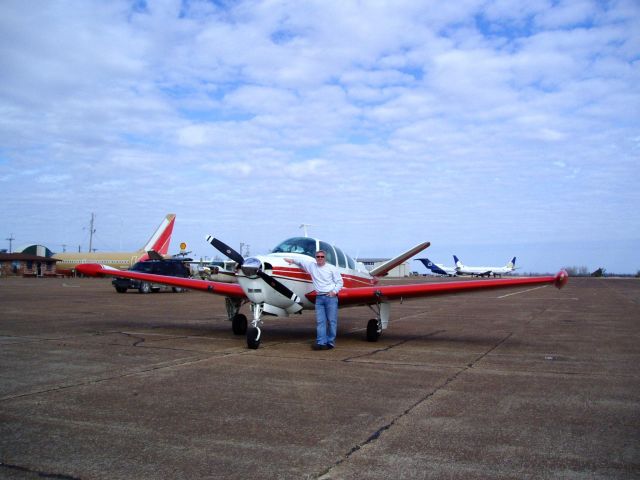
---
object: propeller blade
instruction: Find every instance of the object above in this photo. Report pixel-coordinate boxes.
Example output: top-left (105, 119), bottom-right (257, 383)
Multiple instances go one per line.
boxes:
top-left (206, 235), bottom-right (245, 265)
top-left (256, 270), bottom-right (302, 306)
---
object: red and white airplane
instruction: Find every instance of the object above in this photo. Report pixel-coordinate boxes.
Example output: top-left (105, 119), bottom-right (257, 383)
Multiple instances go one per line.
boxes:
top-left (77, 235), bottom-right (569, 349)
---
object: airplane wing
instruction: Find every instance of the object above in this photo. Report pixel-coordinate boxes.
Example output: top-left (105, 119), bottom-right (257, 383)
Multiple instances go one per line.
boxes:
top-left (76, 263), bottom-right (246, 298)
top-left (330, 271), bottom-right (568, 306)
top-left (369, 242), bottom-right (430, 277)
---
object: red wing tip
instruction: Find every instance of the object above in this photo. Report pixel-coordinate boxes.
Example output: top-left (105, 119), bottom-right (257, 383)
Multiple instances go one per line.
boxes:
top-left (554, 269), bottom-right (569, 289)
top-left (76, 263), bottom-right (105, 276)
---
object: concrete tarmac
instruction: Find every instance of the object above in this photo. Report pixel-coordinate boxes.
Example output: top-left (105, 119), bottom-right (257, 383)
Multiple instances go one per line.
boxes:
top-left (0, 276), bottom-right (639, 479)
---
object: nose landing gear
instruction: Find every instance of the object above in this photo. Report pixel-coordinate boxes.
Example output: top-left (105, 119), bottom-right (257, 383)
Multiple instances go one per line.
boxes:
top-left (246, 303), bottom-right (264, 349)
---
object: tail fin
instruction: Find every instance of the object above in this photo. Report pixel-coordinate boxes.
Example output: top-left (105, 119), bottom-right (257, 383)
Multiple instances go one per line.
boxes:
top-left (507, 257), bottom-right (516, 268)
top-left (453, 255), bottom-right (463, 267)
top-left (138, 214), bottom-right (176, 260)
top-left (415, 258), bottom-right (431, 269)
top-left (369, 241), bottom-right (430, 277)
top-left (416, 258), bottom-right (448, 276)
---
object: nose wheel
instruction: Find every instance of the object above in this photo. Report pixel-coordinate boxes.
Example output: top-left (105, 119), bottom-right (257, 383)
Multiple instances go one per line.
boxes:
top-left (247, 326), bottom-right (261, 349)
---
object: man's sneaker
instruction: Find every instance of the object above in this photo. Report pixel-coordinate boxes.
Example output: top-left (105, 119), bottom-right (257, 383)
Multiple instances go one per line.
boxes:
top-left (312, 343), bottom-right (329, 350)
top-left (326, 344), bottom-right (334, 349)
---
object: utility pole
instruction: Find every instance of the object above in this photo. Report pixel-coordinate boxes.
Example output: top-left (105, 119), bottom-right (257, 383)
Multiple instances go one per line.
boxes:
top-left (6, 233), bottom-right (15, 253)
top-left (88, 213), bottom-right (96, 253)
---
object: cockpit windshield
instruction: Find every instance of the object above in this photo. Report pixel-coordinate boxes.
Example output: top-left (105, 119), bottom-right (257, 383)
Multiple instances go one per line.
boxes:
top-left (272, 236), bottom-right (357, 269)
top-left (272, 237), bottom-right (317, 258)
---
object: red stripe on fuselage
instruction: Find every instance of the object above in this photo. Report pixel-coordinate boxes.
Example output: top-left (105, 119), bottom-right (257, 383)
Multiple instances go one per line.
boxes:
top-left (271, 267), bottom-right (374, 288)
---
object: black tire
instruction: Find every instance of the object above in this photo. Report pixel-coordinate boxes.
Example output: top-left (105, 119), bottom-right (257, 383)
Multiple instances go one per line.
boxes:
top-left (114, 286), bottom-right (127, 293)
top-left (366, 319), bottom-right (381, 342)
top-left (232, 314), bottom-right (248, 335)
top-left (138, 282), bottom-right (151, 294)
top-left (172, 287), bottom-right (184, 293)
top-left (247, 327), bottom-right (261, 349)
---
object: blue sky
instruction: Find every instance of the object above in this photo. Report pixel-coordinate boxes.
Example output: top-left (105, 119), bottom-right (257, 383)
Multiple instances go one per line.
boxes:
top-left (1, 0), bottom-right (638, 274)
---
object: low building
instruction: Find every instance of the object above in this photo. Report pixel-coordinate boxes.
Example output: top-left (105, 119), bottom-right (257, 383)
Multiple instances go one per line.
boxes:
top-left (0, 253), bottom-right (61, 277)
top-left (19, 244), bottom-right (56, 257)
top-left (356, 258), bottom-right (410, 277)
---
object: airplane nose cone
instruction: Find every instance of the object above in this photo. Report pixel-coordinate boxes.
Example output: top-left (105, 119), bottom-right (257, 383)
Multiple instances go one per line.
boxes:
top-left (241, 257), bottom-right (261, 277)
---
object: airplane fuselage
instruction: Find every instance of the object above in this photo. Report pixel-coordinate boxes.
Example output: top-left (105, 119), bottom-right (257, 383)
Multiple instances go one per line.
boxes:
top-left (454, 256), bottom-right (516, 277)
top-left (237, 252), bottom-right (374, 313)
top-left (455, 265), bottom-right (515, 277)
top-left (54, 252), bottom-right (146, 275)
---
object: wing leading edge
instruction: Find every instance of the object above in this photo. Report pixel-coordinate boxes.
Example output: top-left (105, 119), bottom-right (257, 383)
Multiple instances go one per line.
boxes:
top-left (369, 241), bottom-right (431, 277)
top-left (76, 263), bottom-right (246, 298)
top-left (332, 271), bottom-right (568, 306)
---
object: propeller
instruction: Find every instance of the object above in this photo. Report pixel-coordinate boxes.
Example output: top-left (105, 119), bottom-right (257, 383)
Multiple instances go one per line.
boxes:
top-left (206, 235), bottom-right (303, 310)
top-left (206, 236), bottom-right (244, 265)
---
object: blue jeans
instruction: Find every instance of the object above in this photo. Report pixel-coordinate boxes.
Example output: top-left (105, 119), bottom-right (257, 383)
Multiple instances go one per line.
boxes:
top-left (315, 295), bottom-right (338, 346)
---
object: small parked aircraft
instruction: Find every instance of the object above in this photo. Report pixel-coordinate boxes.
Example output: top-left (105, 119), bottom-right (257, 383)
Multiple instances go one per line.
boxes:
top-left (78, 235), bottom-right (567, 349)
top-left (453, 255), bottom-right (517, 277)
top-left (193, 259), bottom-right (238, 283)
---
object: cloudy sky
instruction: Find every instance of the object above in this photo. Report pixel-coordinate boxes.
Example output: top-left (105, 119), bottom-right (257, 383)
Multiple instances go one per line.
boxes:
top-left (1, 0), bottom-right (638, 274)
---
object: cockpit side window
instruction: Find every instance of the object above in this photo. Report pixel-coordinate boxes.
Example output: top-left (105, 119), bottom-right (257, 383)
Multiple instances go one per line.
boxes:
top-left (272, 237), bottom-right (317, 258)
top-left (346, 254), bottom-right (356, 269)
top-left (334, 246), bottom-right (347, 268)
top-left (318, 241), bottom-right (337, 266)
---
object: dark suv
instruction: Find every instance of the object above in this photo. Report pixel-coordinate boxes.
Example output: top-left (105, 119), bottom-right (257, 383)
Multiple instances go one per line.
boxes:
top-left (112, 259), bottom-right (191, 293)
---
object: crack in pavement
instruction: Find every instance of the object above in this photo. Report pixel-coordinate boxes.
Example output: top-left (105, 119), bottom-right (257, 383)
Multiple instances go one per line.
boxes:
top-left (317, 305), bottom-right (560, 478)
top-left (341, 329), bottom-right (447, 363)
top-left (0, 348), bottom-right (254, 403)
top-left (316, 328), bottom-right (515, 479)
top-left (1, 460), bottom-right (83, 479)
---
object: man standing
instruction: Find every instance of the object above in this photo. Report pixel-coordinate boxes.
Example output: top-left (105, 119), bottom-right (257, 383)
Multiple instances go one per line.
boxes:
top-left (285, 250), bottom-right (343, 350)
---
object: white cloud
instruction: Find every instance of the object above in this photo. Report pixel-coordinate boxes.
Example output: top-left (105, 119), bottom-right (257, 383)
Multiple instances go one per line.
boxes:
top-left (36, 174), bottom-right (71, 184)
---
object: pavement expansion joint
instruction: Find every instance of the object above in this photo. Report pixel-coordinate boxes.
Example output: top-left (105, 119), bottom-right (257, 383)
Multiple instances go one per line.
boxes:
top-left (319, 329), bottom-right (522, 479)
top-left (319, 366), bottom-right (470, 479)
top-left (467, 331), bottom-right (514, 367)
top-left (1, 461), bottom-right (82, 480)
top-left (342, 329), bottom-right (447, 362)
top-left (0, 354), bottom-right (212, 402)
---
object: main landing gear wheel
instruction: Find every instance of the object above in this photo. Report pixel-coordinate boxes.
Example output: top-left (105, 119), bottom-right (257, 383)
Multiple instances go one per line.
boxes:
top-left (247, 327), bottom-right (261, 349)
top-left (232, 314), bottom-right (248, 335)
top-left (366, 319), bottom-right (381, 342)
top-left (138, 282), bottom-right (151, 294)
